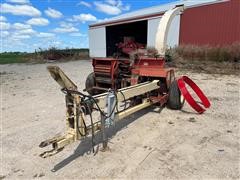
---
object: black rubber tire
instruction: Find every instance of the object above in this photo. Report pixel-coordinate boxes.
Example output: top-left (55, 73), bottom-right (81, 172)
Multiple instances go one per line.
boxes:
top-left (167, 80), bottom-right (184, 110)
top-left (85, 72), bottom-right (96, 95)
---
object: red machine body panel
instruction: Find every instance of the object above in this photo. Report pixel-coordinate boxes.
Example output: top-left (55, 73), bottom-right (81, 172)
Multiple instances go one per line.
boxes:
top-left (92, 58), bottom-right (118, 89)
top-left (132, 57), bottom-right (170, 77)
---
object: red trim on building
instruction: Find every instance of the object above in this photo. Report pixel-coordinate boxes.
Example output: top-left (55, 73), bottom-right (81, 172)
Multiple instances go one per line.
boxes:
top-left (180, 0), bottom-right (240, 46)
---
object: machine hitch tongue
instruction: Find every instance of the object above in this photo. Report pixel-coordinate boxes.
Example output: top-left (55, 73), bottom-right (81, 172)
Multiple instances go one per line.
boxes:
top-left (39, 146), bottom-right (64, 158)
top-left (39, 136), bottom-right (65, 158)
top-left (39, 66), bottom-right (80, 158)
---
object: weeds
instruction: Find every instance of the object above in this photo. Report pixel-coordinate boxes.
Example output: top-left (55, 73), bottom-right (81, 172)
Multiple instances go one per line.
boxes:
top-left (172, 43), bottom-right (240, 62)
top-left (168, 43), bottom-right (240, 75)
top-left (34, 47), bottom-right (89, 61)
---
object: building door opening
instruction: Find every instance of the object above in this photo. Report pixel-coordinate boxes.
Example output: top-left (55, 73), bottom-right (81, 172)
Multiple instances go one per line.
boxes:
top-left (106, 20), bottom-right (148, 57)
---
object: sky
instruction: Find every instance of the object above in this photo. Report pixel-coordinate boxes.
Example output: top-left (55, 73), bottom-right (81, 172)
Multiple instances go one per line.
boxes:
top-left (0, 0), bottom-right (177, 52)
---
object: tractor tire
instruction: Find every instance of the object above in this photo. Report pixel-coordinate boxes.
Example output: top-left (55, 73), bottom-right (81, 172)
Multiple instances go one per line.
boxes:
top-left (167, 80), bottom-right (185, 110)
top-left (85, 72), bottom-right (96, 95)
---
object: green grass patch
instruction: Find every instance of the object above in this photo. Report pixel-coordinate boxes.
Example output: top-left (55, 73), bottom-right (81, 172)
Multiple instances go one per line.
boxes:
top-left (0, 48), bottom-right (90, 64)
top-left (0, 53), bottom-right (28, 64)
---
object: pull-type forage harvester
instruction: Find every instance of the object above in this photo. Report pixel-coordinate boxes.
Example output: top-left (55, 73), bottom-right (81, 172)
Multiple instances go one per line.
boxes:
top-left (39, 6), bottom-right (210, 158)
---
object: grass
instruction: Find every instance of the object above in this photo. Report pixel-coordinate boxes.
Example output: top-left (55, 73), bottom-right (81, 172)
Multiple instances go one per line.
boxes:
top-left (0, 53), bottom-right (28, 64)
top-left (0, 48), bottom-right (89, 64)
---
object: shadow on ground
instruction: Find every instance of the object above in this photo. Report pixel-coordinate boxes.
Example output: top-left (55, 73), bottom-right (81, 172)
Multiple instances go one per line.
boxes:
top-left (51, 106), bottom-right (163, 172)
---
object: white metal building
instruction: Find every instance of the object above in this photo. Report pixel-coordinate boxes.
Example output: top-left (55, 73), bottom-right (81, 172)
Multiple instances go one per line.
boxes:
top-left (89, 0), bottom-right (232, 57)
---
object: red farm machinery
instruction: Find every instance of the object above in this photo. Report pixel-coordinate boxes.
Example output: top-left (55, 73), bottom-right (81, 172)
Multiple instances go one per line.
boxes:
top-left (39, 5), bottom-right (210, 158)
top-left (85, 38), bottom-right (180, 109)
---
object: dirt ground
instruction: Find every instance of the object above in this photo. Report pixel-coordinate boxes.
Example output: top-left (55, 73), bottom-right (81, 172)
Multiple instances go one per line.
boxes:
top-left (1, 60), bottom-right (239, 179)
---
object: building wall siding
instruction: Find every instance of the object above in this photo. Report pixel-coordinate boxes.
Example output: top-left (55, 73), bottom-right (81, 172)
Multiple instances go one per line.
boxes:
top-left (147, 18), bottom-right (161, 48)
top-left (180, 0), bottom-right (240, 46)
top-left (89, 27), bottom-right (106, 57)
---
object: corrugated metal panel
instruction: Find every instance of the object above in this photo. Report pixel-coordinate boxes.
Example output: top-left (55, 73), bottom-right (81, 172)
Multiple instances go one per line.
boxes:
top-left (89, 27), bottom-right (106, 57)
top-left (147, 18), bottom-right (161, 47)
top-left (90, 0), bottom-right (227, 28)
top-left (180, 0), bottom-right (239, 45)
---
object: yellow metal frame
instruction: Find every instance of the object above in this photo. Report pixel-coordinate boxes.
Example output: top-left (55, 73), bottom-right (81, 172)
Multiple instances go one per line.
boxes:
top-left (39, 66), bottom-right (161, 158)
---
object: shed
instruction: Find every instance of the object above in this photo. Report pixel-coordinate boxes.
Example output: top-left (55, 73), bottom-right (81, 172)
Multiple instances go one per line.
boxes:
top-left (89, 0), bottom-right (239, 57)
